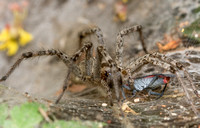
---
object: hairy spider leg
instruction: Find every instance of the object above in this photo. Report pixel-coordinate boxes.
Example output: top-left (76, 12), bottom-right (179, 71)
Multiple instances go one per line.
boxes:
top-left (85, 42), bottom-right (93, 76)
top-left (55, 42), bottom-right (95, 103)
top-left (100, 79), bottom-right (113, 106)
top-left (115, 25), bottom-right (148, 68)
top-left (0, 50), bottom-right (68, 82)
top-left (0, 42), bottom-right (93, 104)
top-left (79, 26), bottom-right (105, 79)
top-left (151, 52), bottom-right (200, 98)
top-left (97, 45), bottom-right (122, 102)
top-left (55, 67), bottom-right (71, 104)
top-left (127, 53), bottom-right (200, 117)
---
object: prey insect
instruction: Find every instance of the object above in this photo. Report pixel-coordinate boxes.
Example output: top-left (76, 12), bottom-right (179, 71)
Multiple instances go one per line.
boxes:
top-left (122, 74), bottom-right (175, 100)
top-left (0, 25), bottom-right (199, 116)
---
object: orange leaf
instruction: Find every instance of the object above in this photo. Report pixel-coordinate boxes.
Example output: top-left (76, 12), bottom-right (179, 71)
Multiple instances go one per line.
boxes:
top-left (157, 40), bottom-right (180, 52)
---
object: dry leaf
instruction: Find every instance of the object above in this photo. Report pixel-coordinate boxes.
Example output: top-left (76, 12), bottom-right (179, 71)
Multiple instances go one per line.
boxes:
top-left (157, 40), bottom-right (181, 52)
top-left (122, 101), bottom-right (139, 115)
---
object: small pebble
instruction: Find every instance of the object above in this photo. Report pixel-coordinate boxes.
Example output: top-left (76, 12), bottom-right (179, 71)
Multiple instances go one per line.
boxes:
top-left (102, 103), bottom-right (107, 107)
top-left (171, 113), bottom-right (177, 116)
top-left (134, 98), bottom-right (140, 103)
top-left (164, 116), bottom-right (170, 120)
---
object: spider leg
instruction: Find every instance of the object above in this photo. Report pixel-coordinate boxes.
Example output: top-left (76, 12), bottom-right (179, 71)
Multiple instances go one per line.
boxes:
top-left (115, 25), bottom-right (148, 68)
top-left (101, 79), bottom-right (113, 106)
top-left (0, 43), bottom-right (92, 82)
top-left (0, 50), bottom-right (67, 82)
top-left (55, 66), bottom-right (72, 104)
top-left (55, 62), bottom-right (87, 104)
top-left (79, 26), bottom-right (105, 79)
top-left (56, 42), bottom-right (96, 103)
top-left (151, 52), bottom-right (200, 98)
top-left (85, 42), bottom-right (93, 76)
top-left (127, 53), bottom-right (200, 116)
top-left (97, 46), bottom-right (121, 102)
top-left (79, 26), bottom-right (104, 46)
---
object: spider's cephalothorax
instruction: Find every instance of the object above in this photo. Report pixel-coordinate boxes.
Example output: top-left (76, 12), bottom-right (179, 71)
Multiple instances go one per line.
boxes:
top-left (0, 25), bottom-right (199, 116)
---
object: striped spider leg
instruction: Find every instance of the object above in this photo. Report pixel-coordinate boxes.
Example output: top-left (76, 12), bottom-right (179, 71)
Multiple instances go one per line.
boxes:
top-left (115, 25), bottom-right (148, 68)
top-left (0, 42), bottom-right (93, 104)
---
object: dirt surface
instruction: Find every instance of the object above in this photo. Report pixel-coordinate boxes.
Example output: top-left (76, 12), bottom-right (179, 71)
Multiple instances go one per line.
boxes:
top-left (0, 0), bottom-right (200, 127)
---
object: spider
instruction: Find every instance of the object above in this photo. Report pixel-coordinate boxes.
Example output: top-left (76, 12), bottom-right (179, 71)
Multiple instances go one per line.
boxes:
top-left (0, 25), bottom-right (199, 116)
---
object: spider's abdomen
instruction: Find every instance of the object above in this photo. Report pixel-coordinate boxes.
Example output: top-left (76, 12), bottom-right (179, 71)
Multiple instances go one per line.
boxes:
top-left (134, 76), bottom-right (165, 91)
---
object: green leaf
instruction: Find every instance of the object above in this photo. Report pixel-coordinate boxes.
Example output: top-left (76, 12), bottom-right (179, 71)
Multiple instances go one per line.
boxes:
top-left (182, 18), bottom-right (200, 42)
top-left (42, 120), bottom-right (106, 128)
top-left (192, 6), bottom-right (200, 14)
top-left (42, 120), bottom-right (87, 128)
top-left (0, 104), bottom-right (9, 126)
top-left (10, 102), bottom-right (44, 128)
top-left (3, 120), bottom-right (17, 128)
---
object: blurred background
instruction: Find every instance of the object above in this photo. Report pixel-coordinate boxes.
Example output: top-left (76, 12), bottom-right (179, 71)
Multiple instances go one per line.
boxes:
top-left (0, 0), bottom-right (200, 100)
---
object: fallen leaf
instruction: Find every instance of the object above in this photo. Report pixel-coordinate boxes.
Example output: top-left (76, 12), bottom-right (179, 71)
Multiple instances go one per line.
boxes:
top-left (157, 40), bottom-right (181, 52)
top-left (156, 33), bottom-right (181, 52)
top-left (122, 101), bottom-right (139, 115)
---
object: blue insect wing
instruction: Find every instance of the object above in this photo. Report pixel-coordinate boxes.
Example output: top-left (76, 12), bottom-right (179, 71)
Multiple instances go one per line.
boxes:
top-left (133, 77), bottom-right (153, 91)
top-left (133, 76), bottom-right (165, 91)
top-left (148, 78), bottom-right (165, 89)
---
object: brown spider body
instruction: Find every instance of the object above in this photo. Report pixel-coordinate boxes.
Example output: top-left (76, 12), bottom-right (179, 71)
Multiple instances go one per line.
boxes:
top-left (0, 25), bottom-right (199, 117)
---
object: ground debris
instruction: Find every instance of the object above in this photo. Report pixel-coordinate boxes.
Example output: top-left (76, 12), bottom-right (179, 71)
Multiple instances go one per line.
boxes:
top-left (121, 101), bottom-right (139, 115)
